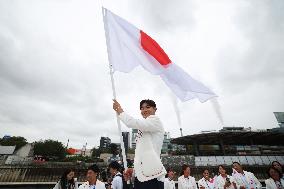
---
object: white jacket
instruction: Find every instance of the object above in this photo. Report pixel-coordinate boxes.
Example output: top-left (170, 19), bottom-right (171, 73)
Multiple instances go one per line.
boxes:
top-left (53, 181), bottom-right (78, 189)
top-left (232, 171), bottom-right (262, 189)
top-left (164, 178), bottom-right (176, 189)
top-left (178, 175), bottom-right (197, 189)
top-left (216, 175), bottom-right (236, 189)
top-left (78, 180), bottom-right (106, 189)
top-left (198, 177), bottom-right (218, 189)
top-left (265, 178), bottom-right (284, 189)
top-left (119, 112), bottom-right (166, 182)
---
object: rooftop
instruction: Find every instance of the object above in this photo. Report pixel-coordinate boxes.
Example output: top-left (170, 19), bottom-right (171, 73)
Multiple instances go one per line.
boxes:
top-left (171, 127), bottom-right (284, 145)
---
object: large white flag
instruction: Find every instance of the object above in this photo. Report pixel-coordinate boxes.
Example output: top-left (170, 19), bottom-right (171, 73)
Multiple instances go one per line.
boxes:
top-left (103, 8), bottom-right (217, 102)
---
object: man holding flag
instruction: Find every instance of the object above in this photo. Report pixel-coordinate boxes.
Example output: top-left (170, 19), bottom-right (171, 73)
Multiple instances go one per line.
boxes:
top-left (103, 7), bottom-right (217, 189)
top-left (113, 99), bottom-right (166, 189)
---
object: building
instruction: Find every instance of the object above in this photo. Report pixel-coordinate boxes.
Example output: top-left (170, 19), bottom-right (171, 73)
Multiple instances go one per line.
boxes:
top-left (100, 137), bottom-right (111, 149)
top-left (162, 132), bottom-right (171, 154)
top-left (274, 112), bottom-right (284, 128)
top-left (0, 146), bottom-right (15, 156)
top-left (167, 126), bottom-right (284, 181)
top-left (122, 132), bottom-right (130, 153)
top-left (171, 127), bottom-right (284, 156)
top-left (131, 129), bottom-right (138, 148)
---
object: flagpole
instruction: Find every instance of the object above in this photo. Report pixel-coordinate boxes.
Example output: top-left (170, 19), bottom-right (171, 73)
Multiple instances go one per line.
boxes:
top-left (102, 7), bottom-right (128, 170)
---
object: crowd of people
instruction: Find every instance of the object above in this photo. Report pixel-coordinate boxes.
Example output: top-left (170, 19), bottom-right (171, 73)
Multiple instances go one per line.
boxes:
top-left (53, 160), bottom-right (284, 189)
top-left (52, 99), bottom-right (283, 189)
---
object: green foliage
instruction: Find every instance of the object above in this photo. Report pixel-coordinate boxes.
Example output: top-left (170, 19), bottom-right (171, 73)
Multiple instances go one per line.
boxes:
top-left (91, 147), bottom-right (101, 158)
top-left (0, 136), bottom-right (27, 150)
top-left (34, 139), bottom-right (66, 160)
top-left (109, 143), bottom-right (118, 155)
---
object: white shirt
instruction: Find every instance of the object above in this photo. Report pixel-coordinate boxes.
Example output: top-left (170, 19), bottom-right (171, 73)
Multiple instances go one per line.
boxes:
top-left (216, 175), bottom-right (236, 189)
top-left (198, 177), bottom-right (217, 189)
top-left (232, 171), bottom-right (262, 189)
top-left (265, 178), bottom-right (284, 189)
top-left (118, 112), bottom-right (166, 182)
top-left (53, 180), bottom-right (78, 189)
top-left (111, 172), bottom-right (123, 189)
top-left (164, 178), bottom-right (176, 189)
top-left (178, 175), bottom-right (197, 189)
top-left (78, 180), bottom-right (106, 189)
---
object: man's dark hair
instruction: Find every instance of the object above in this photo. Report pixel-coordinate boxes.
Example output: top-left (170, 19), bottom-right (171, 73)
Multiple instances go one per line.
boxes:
top-left (140, 99), bottom-right (156, 109)
top-left (203, 168), bottom-right (209, 173)
top-left (232, 162), bottom-right (241, 166)
top-left (88, 164), bottom-right (100, 173)
top-left (218, 165), bottom-right (226, 170)
top-left (109, 161), bottom-right (121, 171)
top-left (267, 166), bottom-right (281, 178)
top-left (166, 167), bottom-right (174, 178)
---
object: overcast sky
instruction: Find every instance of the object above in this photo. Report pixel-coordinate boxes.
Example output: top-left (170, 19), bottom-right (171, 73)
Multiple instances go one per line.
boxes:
top-left (0, 0), bottom-right (283, 149)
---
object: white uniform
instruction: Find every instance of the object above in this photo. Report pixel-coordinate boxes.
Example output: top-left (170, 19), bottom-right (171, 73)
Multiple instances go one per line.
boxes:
top-left (118, 112), bottom-right (166, 182)
top-left (178, 175), bottom-right (197, 189)
top-left (53, 180), bottom-right (78, 189)
top-left (265, 178), bottom-right (284, 189)
top-left (216, 175), bottom-right (236, 189)
top-left (78, 180), bottom-right (106, 189)
top-left (111, 172), bottom-right (123, 189)
top-left (164, 178), bottom-right (175, 189)
top-left (231, 171), bottom-right (262, 189)
top-left (198, 177), bottom-right (217, 189)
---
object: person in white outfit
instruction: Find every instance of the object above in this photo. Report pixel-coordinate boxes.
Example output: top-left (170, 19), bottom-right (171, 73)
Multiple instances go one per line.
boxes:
top-left (108, 161), bottom-right (123, 189)
top-left (231, 162), bottom-right (262, 189)
top-left (198, 169), bottom-right (217, 189)
top-left (265, 166), bottom-right (284, 189)
top-left (216, 165), bottom-right (237, 189)
top-left (53, 169), bottom-right (77, 189)
top-left (78, 164), bottom-right (105, 189)
top-left (113, 99), bottom-right (166, 189)
top-left (178, 164), bottom-right (197, 189)
top-left (164, 168), bottom-right (175, 189)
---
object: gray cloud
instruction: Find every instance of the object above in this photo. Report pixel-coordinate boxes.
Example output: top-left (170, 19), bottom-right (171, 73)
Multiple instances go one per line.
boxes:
top-left (128, 0), bottom-right (196, 32)
top-left (0, 0), bottom-right (283, 149)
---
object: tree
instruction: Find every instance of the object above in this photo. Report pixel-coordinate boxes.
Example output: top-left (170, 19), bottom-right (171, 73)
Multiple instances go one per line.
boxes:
top-left (34, 139), bottom-right (66, 160)
top-left (91, 147), bottom-right (101, 158)
top-left (0, 136), bottom-right (27, 150)
top-left (109, 143), bottom-right (118, 155)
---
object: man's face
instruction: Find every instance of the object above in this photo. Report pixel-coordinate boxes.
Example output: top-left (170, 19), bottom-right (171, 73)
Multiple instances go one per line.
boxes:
top-left (86, 170), bottom-right (97, 182)
top-left (233, 163), bottom-right (242, 173)
top-left (140, 103), bottom-right (156, 118)
top-left (184, 167), bottom-right (190, 176)
top-left (109, 167), bottom-right (116, 176)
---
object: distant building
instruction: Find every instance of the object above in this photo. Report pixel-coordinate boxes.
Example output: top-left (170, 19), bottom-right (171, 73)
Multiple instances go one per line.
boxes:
top-left (122, 132), bottom-right (130, 153)
top-left (274, 112), bottom-right (284, 128)
top-left (162, 132), bottom-right (171, 154)
top-left (171, 126), bottom-right (284, 156)
top-left (2, 144), bottom-right (34, 165)
top-left (100, 137), bottom-right (111, 149)
top-left (0, 146), bottom-right (15, 156)
top-left (131, 129), bottom-right (138, 149)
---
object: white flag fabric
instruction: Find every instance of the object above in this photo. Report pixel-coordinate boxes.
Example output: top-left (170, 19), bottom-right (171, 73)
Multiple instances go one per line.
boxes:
top-left (103, 8), bottom-right (217, 102)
